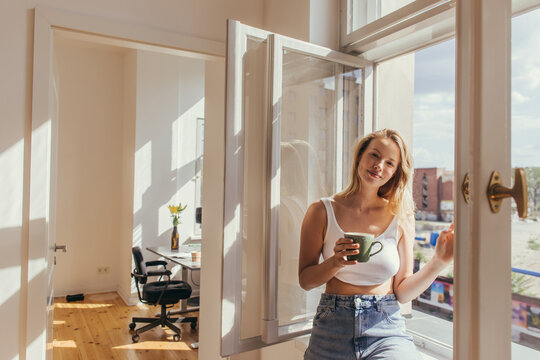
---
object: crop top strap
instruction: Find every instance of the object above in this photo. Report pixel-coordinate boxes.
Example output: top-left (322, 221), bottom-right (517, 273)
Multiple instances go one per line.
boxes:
top-left (320, 197), bottom-right (343, 236)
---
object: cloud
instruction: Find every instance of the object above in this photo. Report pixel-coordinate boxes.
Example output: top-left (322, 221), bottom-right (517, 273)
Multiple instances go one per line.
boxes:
top-left (413, 145), bottom-right (454, 170)
top-left (512, 10), bottom-right (540, 91)
top-left (411, 10), bottom-right (540, 170)
top-left (512, 91), bottom-right (531, 105)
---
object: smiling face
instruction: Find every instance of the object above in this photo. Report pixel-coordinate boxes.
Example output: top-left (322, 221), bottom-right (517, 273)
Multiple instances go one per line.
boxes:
top-left (357, 136), bottom-right (401, 189)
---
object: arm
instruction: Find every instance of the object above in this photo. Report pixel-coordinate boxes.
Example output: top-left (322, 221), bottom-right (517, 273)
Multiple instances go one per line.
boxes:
top-left (298, 201), bottom-right (359, 290)
top-left (393, 217), bottom-right (454, 303)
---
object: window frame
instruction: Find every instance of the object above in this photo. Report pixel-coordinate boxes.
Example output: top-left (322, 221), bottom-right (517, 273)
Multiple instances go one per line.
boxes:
top-left (341, 1), bottom-right (540, 359)
top-left (263, 33), bottom-right (371, 344)
top-left (222, 19), bottom-right (371, 356)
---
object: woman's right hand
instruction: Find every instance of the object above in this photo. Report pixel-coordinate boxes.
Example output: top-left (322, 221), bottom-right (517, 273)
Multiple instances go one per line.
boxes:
top-left (333, 238), bottom-right (360, 268)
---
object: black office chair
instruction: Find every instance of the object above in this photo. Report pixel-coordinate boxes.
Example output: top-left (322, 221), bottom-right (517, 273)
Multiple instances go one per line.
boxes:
top-left (129, 246), bottom-right (197, 342)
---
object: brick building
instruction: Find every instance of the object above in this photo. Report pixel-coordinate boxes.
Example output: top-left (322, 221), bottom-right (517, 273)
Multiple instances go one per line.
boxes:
top-left (413, 168), bottom-right (454, 222)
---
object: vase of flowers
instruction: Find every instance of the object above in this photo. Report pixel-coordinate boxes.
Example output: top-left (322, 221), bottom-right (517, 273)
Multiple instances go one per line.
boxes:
top-left (168, 203), bottom-right (187, 251)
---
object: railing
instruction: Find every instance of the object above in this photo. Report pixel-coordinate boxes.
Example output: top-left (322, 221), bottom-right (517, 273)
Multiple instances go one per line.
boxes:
top-left (512, 267), bottom-right (540, 277)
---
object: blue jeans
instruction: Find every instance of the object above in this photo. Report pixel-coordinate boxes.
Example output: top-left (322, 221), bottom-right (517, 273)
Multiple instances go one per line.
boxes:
top-left (304, 293), bottom-right (421, 360)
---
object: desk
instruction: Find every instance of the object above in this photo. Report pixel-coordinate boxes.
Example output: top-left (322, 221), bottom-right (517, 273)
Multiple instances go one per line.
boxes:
top-left (146, 246), bottom-right (200, 313)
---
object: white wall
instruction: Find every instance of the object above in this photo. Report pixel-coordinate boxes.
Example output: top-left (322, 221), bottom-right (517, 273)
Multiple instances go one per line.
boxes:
top-left (1, 1), bottom-right (263, 358)
top-left (0, 1), bottom-right (411, 360)
top-left (53, 37), bottom-right (130, 297)
top-left (263, 0), bottom-right (310, 40)
top-left (309, 0), bottom-right (339, 49)
top-left (120, 50), bottom-right (137, 303)
top-left (133, 50), bottom-right (205, 289)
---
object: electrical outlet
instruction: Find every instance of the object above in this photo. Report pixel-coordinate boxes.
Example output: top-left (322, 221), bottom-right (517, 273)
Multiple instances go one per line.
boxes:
top-left (97, 267), bottom-right (109, 274)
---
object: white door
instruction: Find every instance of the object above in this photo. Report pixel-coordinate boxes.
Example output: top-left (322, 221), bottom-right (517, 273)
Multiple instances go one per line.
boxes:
top-left (221, 20), bottom-right (371, 356)
top-left (28, 12), bottom-right (60, 358)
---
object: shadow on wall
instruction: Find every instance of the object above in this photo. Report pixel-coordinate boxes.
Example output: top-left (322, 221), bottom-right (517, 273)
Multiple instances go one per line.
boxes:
top-left (134, 157), bottom-right (198, 250)
top-left (130, 53), bottom-right (206, 263)
top-left (0, 218), bottom-right (53, 360)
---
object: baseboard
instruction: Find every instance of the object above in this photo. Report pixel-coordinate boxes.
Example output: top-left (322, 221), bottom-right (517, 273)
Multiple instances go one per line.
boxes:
top-left (54, 288), bottom-right (117, 298)
top-left (117, 286), bottom-right (139, 306)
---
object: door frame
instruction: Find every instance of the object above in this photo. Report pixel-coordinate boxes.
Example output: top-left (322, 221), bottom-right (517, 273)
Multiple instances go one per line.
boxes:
top-left (28, 6), bottom-right (225, 359)
top-left (454, 0), bottom-right (512, 359)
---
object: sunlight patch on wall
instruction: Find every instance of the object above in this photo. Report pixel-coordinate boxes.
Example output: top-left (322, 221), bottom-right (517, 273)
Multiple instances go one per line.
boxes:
top-left (222, 298), bottom-right (235, 335)
top-left (0, 265), bottom-right (21, 307)
top-left (0, 139), bottom-right (24, 229)
top-left (171, 97), bottom-right (205, 172)
top-left (27, 328), bottom-right (46, 359)
top-left (28, 257), bottom-right (46, 284)
top-left (133, 141), bottom-right (152, 214)
top-left (223, 204), bottom-right (240, 258)
top-left (30, 120), bottom-right (52, 221)
top-left (132, 223), bottom-right (142, 248)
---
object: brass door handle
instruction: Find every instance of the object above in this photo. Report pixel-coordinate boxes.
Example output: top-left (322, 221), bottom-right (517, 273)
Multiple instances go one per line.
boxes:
top-left (487, 168), bottom-right (528, 218)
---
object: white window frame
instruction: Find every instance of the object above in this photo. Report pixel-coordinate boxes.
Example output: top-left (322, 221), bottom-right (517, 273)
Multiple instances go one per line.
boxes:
top-left (264, 33), bottom-right (371, 344)
top-left (222, 19), bottom-right (371, 356)
top-left (341, 0), bottom-right (540, 359)
top-left (193, 117), bottom-right (204, 236)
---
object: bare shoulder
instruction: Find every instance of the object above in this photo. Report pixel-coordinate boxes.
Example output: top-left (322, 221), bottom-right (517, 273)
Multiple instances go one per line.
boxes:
top-left (300, 200), bottom-right (327, 259)
top-left (303, 200), bottom-right (327, 225)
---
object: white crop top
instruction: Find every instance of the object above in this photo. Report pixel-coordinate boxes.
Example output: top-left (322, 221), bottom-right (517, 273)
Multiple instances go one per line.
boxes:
top-left (321, 197), bottom-right (400, 286)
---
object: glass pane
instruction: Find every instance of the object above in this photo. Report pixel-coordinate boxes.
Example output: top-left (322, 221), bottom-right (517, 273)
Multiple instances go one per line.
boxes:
top-left (511, 8), bottom-right (540, 357)
top-left (351, 0), bottom-right (414, 31)
top-left (409, 39), bottom-right (455, 359)
top-left (277, 49), bottom-right (362, 327)
top-left (240, 35), bottom-right (267, 339)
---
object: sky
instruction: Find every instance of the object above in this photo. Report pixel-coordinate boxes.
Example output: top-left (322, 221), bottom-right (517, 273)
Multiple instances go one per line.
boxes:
top-left (412, 8), bottom-right (540, 170)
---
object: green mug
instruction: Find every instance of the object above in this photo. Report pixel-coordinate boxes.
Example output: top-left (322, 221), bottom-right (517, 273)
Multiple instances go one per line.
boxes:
top-left (345, 232), bottom-right (383, 262)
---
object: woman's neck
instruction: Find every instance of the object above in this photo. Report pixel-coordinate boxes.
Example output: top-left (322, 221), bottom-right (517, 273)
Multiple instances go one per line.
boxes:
top-left (340, 186), bottom-right (385, 211)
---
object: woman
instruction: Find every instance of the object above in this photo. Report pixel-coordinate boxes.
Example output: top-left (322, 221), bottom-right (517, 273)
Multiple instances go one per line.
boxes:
top-left (299, 128), bottom-right (454, 359)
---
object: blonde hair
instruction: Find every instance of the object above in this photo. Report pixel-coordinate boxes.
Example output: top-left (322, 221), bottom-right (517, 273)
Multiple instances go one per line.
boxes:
top-left (339, 128), bottom-right (415, 219)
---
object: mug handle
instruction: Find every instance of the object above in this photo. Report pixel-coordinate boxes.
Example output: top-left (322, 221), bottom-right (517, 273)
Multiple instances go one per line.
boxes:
top-left (369, 241), bottom-right (383, 257)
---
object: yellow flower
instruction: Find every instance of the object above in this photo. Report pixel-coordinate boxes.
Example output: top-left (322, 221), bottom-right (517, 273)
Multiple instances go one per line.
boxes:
top-left (168, 203), bottom-right (188, 226)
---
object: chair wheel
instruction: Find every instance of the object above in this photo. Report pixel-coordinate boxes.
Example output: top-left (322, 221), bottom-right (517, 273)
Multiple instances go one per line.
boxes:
top-left (173, 334), bottom-right (180, 342)
top-left (129, 322), bottom-right (136, 330)
top-left (132, 334), bottom-right (140, 343)
top-left (190, 321), bottom-right (197, 330)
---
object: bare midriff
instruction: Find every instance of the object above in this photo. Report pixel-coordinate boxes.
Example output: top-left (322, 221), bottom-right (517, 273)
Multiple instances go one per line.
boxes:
top-left (325, 276), bottom-right (394, 296)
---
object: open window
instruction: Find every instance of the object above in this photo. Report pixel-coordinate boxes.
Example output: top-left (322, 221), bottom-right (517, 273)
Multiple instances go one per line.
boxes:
top-left (221, 20), bottom-right (370, 356)
top-left (340, 1), bottom-right (540, 359)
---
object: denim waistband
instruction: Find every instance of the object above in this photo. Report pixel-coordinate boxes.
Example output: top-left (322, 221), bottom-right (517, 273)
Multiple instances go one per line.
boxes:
top-left (319, 293), bottom-right (398, 310)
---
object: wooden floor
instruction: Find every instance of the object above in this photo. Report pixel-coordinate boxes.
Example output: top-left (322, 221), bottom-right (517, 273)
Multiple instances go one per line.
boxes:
top-left (53, 292), bottom-right (199, 360)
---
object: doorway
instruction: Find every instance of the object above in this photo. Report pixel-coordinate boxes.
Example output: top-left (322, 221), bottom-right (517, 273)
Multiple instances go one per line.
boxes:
top-left (50, 30), bottom-right (208, 358)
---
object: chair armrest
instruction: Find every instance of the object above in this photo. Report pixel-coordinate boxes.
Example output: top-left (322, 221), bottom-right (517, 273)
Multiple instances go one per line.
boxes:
top-left (147, 269), bottom-right (172, 277)
top-left (131, 272), bottom-right (146, 280)
top-left (145, 260), bottom-right (168, 267)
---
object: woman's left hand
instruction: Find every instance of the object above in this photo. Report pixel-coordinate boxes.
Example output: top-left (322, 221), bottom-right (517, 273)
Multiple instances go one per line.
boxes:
top-left (434, 221), bottom-right (454, 265)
